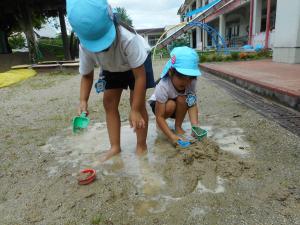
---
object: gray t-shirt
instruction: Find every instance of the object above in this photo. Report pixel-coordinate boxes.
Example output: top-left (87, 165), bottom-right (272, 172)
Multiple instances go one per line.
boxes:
top-left (149, 76), bottom-right (197, 103)
top-left (79, 26), bottom-right (151, 75)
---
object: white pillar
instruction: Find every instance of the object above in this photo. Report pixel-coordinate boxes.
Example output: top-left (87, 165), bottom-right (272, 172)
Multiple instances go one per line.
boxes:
top-left (219, 14), bottom-right (226, 45)
top-left (273, 0), bottom-right (300, 63)
top-left (196, 0), bottom-right (202, 8)
top-left (252, 0), bottom-right (262, 35)
top-left (204, 31), bottom-right (208, 49)
top-left (196, 0), bottom-right (202, 49)
top-left (202, 0), bottom-right (207, 49)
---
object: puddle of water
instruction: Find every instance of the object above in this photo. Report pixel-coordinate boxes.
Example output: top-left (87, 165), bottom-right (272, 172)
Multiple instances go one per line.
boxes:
top-left (43, 120), bottom-right (250, 216)
top-left (190, 207), bottom-right (207, 218)
top-left (43, 122), bottom-right (158, 173)
top-left (181, 122), bottom-right (250, 157)
top-left (195, 176), bottom-right (226, 194)
top-left (208, 127), bottom-right (250, 156)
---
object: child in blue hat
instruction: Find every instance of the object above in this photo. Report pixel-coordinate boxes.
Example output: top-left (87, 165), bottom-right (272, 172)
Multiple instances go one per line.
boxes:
top-left (67, 0), bottom-right (155, 161)
top-left (148, 46), bottom-right (201, 146)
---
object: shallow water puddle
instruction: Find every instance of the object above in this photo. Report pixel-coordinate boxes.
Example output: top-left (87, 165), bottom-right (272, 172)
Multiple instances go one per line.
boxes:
top-left (43, 122), bottom-right (181, 215)
top-left (181, 122), bottom-right (250, 157)
top-left (43, 120), bottom-right (250, 216)
top-left (43, 122), bottom-right (158, 174)
top-left (195, 176), bottom-right (226, 194)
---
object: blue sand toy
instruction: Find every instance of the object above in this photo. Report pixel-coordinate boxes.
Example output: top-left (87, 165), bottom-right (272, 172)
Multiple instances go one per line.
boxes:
top-left (72, 112), bottom-right (90, 132)
top-left (177, 139), bottom-right (191, 148)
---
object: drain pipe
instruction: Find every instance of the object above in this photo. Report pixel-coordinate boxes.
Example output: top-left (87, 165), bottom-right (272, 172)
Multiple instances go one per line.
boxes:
top-left (265, 0), bottom-right (271, 49)
top-left (248, 0), bottom-right (254, 45)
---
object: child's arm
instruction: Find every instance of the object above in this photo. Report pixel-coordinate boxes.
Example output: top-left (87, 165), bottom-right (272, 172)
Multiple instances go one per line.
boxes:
top-left (78, 70), bottom-right (94, 115)
top-left (130, 65), bottom-right (147, 130)
top-left (188, 104), bottom-right (199, 126)
top-left (187, 80), bottom-right (199, 126)
top-left (155, 102), bottom-right (180, 144)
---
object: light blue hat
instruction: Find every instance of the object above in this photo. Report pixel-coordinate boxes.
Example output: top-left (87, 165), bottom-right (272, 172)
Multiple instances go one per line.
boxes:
top-left (67, 0), bottom-right (116, 52)
top-left (161, 46), bottom-right (201, 78)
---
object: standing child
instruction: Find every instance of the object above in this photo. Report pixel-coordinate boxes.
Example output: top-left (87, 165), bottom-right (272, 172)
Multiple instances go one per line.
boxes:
top-left (148, 46), bottom-right (201, 146)
top-left (67, 0), bottom-right (155, 161)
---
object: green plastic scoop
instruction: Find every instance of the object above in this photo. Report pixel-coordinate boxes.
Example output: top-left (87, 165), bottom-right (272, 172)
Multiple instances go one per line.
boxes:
top-left (192, 126), bottom-right (207, 141)
top-left (72, 112), bottom-right (90, 132)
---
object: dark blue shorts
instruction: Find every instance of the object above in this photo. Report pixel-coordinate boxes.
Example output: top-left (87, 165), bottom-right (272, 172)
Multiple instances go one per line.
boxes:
top-left (102, 54), bottom-right (155, 90)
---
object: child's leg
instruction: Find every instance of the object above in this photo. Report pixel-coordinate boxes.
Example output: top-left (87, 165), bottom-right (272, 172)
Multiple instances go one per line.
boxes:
top-left (164, 100), bottom-right (176, 118)
top-left (174, 96), bottom-right (188, 134)
top-left (154, 100), bottom-right (176, 134)
top-left (101, 88), bottom-right (123, 161)
top-left (130, 91), bottom-right (148, 155)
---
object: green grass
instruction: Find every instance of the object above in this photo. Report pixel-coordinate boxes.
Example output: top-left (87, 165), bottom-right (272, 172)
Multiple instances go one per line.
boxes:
top-left (90, 214), bottom-right (103, 225)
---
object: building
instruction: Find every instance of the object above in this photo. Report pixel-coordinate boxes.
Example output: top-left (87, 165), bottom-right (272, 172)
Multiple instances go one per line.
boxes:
top-left (136, 28), bottom-right (165, 47)
top-left (176, 0), bottom-right (300, 63)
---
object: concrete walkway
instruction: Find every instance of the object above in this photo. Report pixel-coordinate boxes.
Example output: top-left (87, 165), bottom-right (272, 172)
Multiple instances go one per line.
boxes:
top-left (200, 59), bottom-right (300, 111)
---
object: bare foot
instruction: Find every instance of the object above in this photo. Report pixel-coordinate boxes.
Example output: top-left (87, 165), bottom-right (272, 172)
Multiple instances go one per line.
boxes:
top-left (175, 127), bottom-right (185, 135)
top-left (136, 144), bottom-right (147, 156)
top-left (100, 147), bottom-right (121, 162)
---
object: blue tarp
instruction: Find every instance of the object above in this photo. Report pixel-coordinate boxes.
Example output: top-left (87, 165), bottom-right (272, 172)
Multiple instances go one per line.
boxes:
top-left (242, 45), bottom-right (253, 50)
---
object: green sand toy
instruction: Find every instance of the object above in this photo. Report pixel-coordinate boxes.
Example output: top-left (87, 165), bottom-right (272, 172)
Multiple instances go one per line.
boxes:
top-left (192, 126), bottom-right (207, 141)
top-left (72, 112), bottom-right (90, 132)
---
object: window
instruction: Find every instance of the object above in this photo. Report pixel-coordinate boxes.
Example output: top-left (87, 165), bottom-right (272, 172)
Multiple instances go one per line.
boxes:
top-left (148, 35), bottom-right (161, 47)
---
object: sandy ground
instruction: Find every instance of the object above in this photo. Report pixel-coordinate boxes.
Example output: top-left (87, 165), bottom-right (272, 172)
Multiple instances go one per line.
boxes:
top-left (0, 61), bottom-right (299, 225)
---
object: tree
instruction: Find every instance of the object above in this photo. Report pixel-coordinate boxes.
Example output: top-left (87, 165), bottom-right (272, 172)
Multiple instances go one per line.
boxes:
top-left (0, 0), bottom-right (70, 62)
top-left (0, 4), bottom-right (47, 54)
top-left (115, 7), bottom-right (133, 27)
top-left (169, 33), bottom-right (190, 51)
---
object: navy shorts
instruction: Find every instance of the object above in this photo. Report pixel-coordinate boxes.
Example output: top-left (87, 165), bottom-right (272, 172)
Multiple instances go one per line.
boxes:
top-left (102, 54), bottom-right (155, 90)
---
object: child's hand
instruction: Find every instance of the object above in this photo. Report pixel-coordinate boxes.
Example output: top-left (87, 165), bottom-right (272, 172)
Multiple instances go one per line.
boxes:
top-left (171, 135), bottom-right (180, 145)
top-left (173, 137), bottom-right (191, 148)
top-left (129, 110), bottom-right (145, 131)
top-left (172, 135), bottom-right (191, 148)
top-left (78, 101), bottom-right (89, 116)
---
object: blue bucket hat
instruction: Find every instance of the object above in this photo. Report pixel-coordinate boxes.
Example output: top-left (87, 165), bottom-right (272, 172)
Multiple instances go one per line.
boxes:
top-left (160, 46), bottom-right (201, 78)
top-left (67, 0), bottom-right (116, 52)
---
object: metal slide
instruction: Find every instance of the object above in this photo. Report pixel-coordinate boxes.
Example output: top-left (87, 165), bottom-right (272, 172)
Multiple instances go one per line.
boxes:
top-left (156, 0), bottom-right (234, 49)
top-left (185, 0), bottom-right (222, 17)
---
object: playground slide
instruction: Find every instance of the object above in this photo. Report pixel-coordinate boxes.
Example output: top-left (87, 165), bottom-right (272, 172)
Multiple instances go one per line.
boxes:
top-left (0, 69), bottom-right (36, 88)
top-left (185, 0), bottom-right (222, 18)
top-left (156, 0), bottom-right (233, 49)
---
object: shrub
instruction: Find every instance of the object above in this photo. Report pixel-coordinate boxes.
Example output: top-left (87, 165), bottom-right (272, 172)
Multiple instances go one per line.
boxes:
top-left (239, 52), bottom-right (248, 60)
top-left (257, 49), bottom-right (272, 58)
top-left (205, 57), bottom-right (212, 62)
top-left (8, 33), bottom-right (26, 49)
top-left (247, 53), bottom-right (256, 59)
top-left (211, 54), bottom-right (217, 61)
top-left (200, 54), bottom-right (207, 63)
top-left (215, 54), bottom-right (223, 62)
top-left (223, 55), bottom-right (232, 61)
top-left (38, 37), bottom-right (64, 60)
top-left (230, 51), bottom-right (239, 60)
